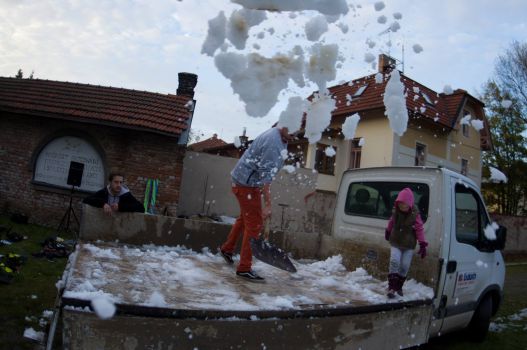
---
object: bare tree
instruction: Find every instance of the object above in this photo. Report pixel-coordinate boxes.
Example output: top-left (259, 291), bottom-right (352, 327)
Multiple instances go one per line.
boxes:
top-left (495, 41), bottom-right (527, 123)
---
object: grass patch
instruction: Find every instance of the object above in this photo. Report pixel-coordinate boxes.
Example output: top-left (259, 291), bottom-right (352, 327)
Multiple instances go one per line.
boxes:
top-left (0, 216), bottom-right (74, 349)
top-left (1, 214), bottom-right (526, 349)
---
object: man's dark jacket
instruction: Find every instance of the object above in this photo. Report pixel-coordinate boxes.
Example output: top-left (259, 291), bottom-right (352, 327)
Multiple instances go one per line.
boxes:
top-left (83, 187), bottom-right (144, 213)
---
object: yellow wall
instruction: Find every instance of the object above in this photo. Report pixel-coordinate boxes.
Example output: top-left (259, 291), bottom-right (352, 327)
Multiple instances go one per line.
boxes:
top-left (449, 104), bottom-right (482, 172)
top-left (306, 104), bottom-right (484, 191)
top-left (307, 112), bottom-right (394, 192)
top-left (356, 115), bottom-right (395, 168)
top-left (400, 125), bottom-right (448, 159)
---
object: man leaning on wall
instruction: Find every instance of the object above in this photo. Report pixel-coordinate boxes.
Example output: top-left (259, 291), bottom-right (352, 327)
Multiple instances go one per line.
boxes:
top-left (83, 171), bottom-right (144, 215)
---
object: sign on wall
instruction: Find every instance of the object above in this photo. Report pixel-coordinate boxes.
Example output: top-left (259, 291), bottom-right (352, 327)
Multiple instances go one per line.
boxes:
top-left (34, 136), bottom-right (104, 192)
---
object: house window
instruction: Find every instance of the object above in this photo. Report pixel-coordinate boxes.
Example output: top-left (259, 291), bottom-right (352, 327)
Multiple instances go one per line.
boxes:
top-left (315, 144), bottom-right (336, 175)
top-left (421, 92), bottom-right (433, 105)
top-left (415, 142), bottom-right (427, 166)
top-left (461, 159), bottom-right (468, 176)
top-left (462, 110), bottom-right (470, 137)
top-left (285, 143), bottom-right (307, 167)
top-left (455, 184), bottom-right (491, 249)
top-left (462, 124), bottom-right (469, 137)
top-left (349, 138), bottom-right (362, 169)
top-left (353, 84), bottom-right (368, 97)
top-left (33, 136), bottom-right (105, 192)
top-left (345, 181), bottom-right (429, 221)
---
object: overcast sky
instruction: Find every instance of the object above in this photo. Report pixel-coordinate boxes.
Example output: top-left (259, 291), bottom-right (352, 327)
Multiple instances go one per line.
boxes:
top-left (1, 0), bottom-right (526, 142)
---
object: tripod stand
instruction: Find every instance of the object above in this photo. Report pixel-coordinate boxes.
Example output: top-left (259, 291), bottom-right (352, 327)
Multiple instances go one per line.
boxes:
top-left (56, 185), bottom-right (80, 239)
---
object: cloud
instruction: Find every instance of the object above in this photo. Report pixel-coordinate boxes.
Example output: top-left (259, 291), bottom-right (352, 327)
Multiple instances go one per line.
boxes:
top-left (1, 0), bottom-right (526, 141)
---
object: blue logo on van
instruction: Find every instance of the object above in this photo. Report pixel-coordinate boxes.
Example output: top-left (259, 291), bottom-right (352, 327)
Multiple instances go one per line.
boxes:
top-left (458, 273), bottom-right (477, 282)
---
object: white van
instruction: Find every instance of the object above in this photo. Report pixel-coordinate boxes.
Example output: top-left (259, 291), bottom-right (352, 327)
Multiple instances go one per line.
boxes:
top-left (329, 166), bottom-right (506, 341)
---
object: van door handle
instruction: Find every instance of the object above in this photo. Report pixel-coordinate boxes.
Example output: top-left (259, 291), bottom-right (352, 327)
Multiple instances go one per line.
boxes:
top-left (446, 260), bottom-right (457, 273)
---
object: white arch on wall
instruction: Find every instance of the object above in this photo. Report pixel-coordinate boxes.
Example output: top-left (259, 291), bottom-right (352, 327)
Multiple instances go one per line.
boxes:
top-left (34, 136), bottom-right (105, 192)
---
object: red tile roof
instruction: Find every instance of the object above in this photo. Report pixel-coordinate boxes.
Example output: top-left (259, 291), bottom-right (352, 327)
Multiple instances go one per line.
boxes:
top-left (0, 77), bottom-right (195, 137)
top-left (188, 135), bottom-right (228, 152)
top-left (326, 71), bottom-right (486, 131)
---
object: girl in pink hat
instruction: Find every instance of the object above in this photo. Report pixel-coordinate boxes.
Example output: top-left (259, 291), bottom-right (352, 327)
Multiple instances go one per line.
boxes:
top-left (384, 187), bottom-right (428, 298)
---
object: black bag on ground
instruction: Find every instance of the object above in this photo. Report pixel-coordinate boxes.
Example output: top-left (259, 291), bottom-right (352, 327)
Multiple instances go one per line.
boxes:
top-left (11, 213), bottom-right (29, 224)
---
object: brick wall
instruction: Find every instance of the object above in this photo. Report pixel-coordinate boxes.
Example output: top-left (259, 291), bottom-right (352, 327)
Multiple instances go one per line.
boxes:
top-left (0, 113), bottom-right (186, 228)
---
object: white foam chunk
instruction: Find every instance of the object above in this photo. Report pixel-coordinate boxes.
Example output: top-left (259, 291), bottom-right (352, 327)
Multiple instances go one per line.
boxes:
top-left (201, 11), bottom-right (227, 56)
top-left (342, 113), bottom-right (360, 140)
top-left (383, 70), bottom-right (408, 136)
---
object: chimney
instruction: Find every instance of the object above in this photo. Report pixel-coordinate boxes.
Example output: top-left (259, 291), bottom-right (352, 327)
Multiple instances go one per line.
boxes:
top-left (177, 72), bottom-right (198, 98)
top-left (378, 54), bottom-right (396, 73)
top-left (239, 127), bottom-right (248, 147)
top-left (212, 133), bottom-right (218, 139)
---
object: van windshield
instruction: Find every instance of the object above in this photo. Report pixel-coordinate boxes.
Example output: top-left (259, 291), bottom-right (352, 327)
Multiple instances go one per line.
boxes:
top-left (345, 182), bottom-right (430, 222)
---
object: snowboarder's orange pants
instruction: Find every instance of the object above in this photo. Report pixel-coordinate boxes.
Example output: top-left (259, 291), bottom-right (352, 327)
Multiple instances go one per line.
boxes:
top-left (221, 185), bottom-right (263, 272)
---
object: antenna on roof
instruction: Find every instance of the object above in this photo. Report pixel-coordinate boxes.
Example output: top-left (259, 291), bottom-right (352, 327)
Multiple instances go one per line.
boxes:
top-left (402, 43), bottom-right (405, 73)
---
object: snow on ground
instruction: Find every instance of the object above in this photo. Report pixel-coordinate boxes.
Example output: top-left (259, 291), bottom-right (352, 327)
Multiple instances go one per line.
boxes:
top-left (490, 308), bottom-right (527, 332)
top-left (23, 327), bottom-right (45, 342)
top-left (64, 242), bottom-right (434, 317)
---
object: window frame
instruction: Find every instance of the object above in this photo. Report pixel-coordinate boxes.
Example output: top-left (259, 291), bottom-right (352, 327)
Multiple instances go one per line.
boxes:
top-left (315, 143), bottom-right (337, 176)
top-left (462, 123), bottom-right (470, 138)
top-left (421, 92), bottom-right (434, 106)
top-left (414, 142), bottom-right (427, 166)
top-left (462, 110), bottom-right (470, 138)
top-left (454, 183), bottom-right (493, 251)
top-left (349, 138), bottom-right (362, 169)
top-left (353, 84), bottom-right (368, 97)
top-left (461, 158), bottom-right (468, 176)
top-left (344, 181), bottom-right (430, 222)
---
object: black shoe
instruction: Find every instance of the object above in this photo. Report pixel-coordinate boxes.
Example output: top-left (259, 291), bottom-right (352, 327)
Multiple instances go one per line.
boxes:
top-left (236, 270), bottom-right (265, 283)
top-left (220, 250), bottom-right (234, 265)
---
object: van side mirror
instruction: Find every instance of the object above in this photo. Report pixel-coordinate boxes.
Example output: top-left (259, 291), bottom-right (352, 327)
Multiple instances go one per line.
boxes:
top-left (493, 225), bottom-right (507, 250)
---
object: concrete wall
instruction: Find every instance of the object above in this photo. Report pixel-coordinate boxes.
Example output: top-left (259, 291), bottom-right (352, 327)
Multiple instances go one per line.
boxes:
top-left (80, 205), bottom-right (231, 250)
top-left (178, 151), bottom-right (239, 217)
top-left (177, 151), bottom-right (320, 234)
top-left (491, 214), bottom-right (527, 255)
top-left (63, 303), bottom-right (432, 350)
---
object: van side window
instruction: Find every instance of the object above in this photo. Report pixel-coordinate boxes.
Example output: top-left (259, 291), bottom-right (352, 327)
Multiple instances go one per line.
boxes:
top-left (345, 182), bottom-right (429, 221)
top-left (455, 184), bottom-right (490, 247)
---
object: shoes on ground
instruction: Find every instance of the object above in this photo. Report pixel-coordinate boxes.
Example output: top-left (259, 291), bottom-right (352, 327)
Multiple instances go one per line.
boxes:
top-left (236, 270), bottom-right (265, 283)
top-left (220, 250), bottom-right (234, 265)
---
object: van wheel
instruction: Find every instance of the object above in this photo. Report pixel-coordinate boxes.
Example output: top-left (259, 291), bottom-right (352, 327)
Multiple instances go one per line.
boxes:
top-left (467, 295), bottom-right (492, 342)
